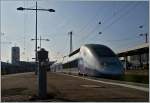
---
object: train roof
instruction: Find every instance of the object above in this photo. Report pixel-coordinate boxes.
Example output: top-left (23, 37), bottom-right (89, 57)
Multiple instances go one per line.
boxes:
top-left (84, 44), bottom-right (109, 48)
top-left (52, 44), bottom-right (114, 66)
top-left (68, 44), bottom-right (110, 57)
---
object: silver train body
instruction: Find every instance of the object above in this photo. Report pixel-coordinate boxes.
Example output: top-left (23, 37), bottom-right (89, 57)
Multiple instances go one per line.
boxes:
top-left (51, 44), bottom-right (124, 77)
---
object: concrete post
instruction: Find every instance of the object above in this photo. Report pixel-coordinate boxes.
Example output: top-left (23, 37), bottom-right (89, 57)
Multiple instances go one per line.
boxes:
top-left (37, 48), bottom-right (48, 99)
top-left (38, 62), bottom-right (47, 98)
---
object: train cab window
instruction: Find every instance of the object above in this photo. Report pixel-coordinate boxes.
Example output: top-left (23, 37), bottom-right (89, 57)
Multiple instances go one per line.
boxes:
top-left (92, 46), bottom-right (116, 57)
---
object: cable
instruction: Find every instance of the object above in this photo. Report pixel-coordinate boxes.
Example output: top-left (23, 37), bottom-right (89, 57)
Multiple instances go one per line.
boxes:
top-left (112, 39), bottom-right (143, 49)
top-left (87, 2), bottom-right (140, 43)
top-left (78, 22), bottom-right (100, 44)
top-left (76, 6), bottom-right (104, 36)
top-left (77, 2), bottom-right (132, 44)
top-left (101, 2), bottom-right (128, 28)
top-left (101, 2), bottom-right (139, 32)
top-left (76, 6), bottom-right (112, 42)
top-left (105, 35), bottom-right (140, 43)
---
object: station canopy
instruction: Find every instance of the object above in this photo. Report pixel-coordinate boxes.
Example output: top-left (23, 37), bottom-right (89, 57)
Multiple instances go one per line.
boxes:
top-left (117, 43), bottom-right (149, 57)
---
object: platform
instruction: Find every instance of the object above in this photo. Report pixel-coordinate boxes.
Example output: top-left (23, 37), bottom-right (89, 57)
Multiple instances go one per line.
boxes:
top-left (1, 72), bottom-right (149, 102)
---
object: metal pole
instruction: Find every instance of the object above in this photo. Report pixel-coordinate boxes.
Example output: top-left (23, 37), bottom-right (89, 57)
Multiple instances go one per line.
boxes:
top-left (69, 31), bottom-right (73, 74)
top-left (40, 36), bottom-right (41, 48)
top-left (145, 33), bottom-right (148, 43)
top-left (69, 31), bottom-right (73, 53)
top-left (0, 33), bottom-right (1, 63)
top-left (35, 2), bottom-right (38, 75)
top-left (35, 1), bottom-right (37, 62)
top-left (71, 32), bottom-right (72, 53)
top-left (17, 2), bottom-right (54, 63)
top-left (0, 1), bottom-right (1, 64)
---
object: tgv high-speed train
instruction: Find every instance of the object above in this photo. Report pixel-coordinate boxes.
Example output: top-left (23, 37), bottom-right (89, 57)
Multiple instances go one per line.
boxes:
top-left (51, 44), bottom-right (124, 77)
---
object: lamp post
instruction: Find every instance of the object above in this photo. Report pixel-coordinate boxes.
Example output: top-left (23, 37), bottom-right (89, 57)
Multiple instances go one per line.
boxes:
top-left (17, 1), bottom-right (55, 74)
top-left (31, 36), bottom-right (50, 49)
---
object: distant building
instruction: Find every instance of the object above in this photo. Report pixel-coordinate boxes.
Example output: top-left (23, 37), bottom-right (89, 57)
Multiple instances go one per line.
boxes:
top-left (1, 61), bottom-right (36, 75)
top-left (1, 61), bottom-right (54, 75)
top-left (11, 46), bottom-right (20, 64)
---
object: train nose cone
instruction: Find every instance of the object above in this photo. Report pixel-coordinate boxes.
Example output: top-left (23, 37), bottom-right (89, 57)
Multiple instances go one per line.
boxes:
top-left (106, 68), bottom-right (124, 75)
top-left (97, 66), bottom-right (124, 76)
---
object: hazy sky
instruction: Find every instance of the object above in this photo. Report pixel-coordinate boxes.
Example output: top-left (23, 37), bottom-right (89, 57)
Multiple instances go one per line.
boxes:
top-left (1, 0), bottom-right (149, 62)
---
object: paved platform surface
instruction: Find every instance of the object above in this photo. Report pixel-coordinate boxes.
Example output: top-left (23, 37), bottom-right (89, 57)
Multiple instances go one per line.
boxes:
top-left (1, 72), bottom-right (149, 102)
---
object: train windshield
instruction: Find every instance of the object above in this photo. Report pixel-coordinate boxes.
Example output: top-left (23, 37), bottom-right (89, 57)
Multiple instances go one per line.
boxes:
top-left (91, 45), bottom-right (116, 57)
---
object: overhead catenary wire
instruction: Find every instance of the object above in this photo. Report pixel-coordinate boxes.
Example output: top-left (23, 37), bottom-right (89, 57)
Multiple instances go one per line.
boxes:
top-left (76, 6), bottom-right (112, 43)
top-left (49, 4), bottom-right (105, 55)
top-left (77, 2), bottom-right (131, 44)
top-left (45, 11), bottom-right (79, 37)
top-left (93, 25), bottom-right (144, 44)
top-left (111, 38), bottom-right (143, 49)
top-left (76, 6), bottom-right (105, 36)
top-left (80, 2), bottom-right (140, 44)
top-left (100, 2), bottom-right (128, 29)
top-left (78, 22), bottom-right (100, 45)
top-left (100, 2), bottom-right (139, 33)
top-left (104, 35), bottom-right (140, 43)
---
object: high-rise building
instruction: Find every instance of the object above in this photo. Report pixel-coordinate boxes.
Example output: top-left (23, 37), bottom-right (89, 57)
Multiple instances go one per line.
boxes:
top-left (11, 46), bottom-right (20, 64)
